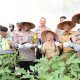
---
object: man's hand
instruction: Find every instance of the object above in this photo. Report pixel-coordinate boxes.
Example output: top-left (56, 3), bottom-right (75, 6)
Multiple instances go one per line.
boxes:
top-left (63, 42), bottom-right (73, 48)
top-left (55, 41), bottom-right (61, 46)
top-left (18, 44), bottom-right (23, 49)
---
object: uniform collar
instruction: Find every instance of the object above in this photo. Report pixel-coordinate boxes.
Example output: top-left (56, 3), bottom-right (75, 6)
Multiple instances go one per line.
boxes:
top-left (63, 30), bottom-right (73, 35)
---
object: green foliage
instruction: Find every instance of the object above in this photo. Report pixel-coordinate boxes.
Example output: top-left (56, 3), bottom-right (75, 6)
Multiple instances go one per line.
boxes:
top-left (0, 52), bottom-right (80, 80)
top-left (0, 53), bottom-right (20, 80)
top-left (29, 53), bottom-right (80, 80)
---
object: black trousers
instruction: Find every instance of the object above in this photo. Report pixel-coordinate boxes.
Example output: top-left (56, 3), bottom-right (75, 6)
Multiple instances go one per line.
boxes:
top-left (36, 48), bottom-right (42, 59)
top-left (18, 61), bottom-right (36, 71)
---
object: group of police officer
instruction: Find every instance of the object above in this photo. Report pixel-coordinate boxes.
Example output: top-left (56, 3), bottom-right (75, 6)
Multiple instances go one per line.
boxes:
top-left (0, 13), bottom-right (80, 71)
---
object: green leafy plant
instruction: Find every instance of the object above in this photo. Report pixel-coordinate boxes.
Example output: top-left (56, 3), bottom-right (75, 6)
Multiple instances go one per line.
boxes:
top-left (0, 53), bottom-right (20, 80)
top-left (0, 52), bottom-right (35, 80)
top-left (29, 52), bottom-right (80, 80)
top-left (0, 51), bottom-right (80, 80)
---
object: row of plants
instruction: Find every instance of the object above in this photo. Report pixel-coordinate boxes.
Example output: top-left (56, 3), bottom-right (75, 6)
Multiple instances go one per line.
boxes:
top-left (29, 52), bottom-right (80, 80)
top-left (0, 52), bottom-right (80, 80)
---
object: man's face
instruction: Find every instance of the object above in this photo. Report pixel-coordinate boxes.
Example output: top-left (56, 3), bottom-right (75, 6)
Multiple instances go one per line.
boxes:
top-left (17, 25), bottom-right (20, 29)
top-left (23, 25), bottom-right (30, 31)
top-left (9, 27), bottom-right (13, 31)
top-left (63, 24), bottom-right (71, 32)
top-left (40, 18), bottom-right (46, 27)
top-left (0, 31), bottom-right (7, 37)
top-left (60, 18), bottom-right (66, 22)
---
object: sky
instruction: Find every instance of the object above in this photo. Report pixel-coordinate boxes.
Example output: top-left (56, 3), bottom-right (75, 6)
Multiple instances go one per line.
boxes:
top-left (0, 0), bottom-right (80, 31)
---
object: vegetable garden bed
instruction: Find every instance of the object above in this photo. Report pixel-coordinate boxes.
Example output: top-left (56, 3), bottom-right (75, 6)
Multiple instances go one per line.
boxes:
top-left (0, 52), bottom-right (80, 80)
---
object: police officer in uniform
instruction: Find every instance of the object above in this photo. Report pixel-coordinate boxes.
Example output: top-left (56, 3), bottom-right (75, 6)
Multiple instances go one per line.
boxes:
top-left (13, 22), bottom-right (37, 71)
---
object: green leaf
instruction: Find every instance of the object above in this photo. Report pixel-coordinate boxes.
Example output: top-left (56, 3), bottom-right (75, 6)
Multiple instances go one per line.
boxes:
top-left (15, 67), bottom-right (26, 74)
